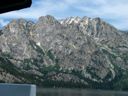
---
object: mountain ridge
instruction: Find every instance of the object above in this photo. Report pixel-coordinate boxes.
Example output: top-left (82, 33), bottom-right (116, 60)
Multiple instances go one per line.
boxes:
top-left (0, 15), bottom-right (128, 90)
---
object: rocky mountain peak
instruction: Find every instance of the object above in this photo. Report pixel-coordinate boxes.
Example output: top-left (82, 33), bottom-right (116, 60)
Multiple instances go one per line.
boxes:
top-left (60, 16), bottom-right (108, 29)
top-left (82, 16), bottom-right (91, 20)
top-left (9, 18), bottom-right (27, 26)
top-left (2, 18), bottom-right (34, 35)
top-left (38, 15), bottom-right (59, 25)
top-left (60, 16), bottom-right (81, 25)
top-left (0, 15), bottom-right (127, 90)
top-left (60, 16), bottom-right (119, 40)
top-left (80, 16), bottom-right (92, 26)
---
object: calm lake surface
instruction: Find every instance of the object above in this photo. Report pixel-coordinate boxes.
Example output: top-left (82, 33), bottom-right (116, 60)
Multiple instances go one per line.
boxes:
top-left (37, 88), bottom-right (128, 96)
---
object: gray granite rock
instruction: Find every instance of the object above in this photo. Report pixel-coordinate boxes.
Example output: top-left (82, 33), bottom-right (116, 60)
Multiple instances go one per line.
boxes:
top-left (0, 15), bottom-right (127, 88)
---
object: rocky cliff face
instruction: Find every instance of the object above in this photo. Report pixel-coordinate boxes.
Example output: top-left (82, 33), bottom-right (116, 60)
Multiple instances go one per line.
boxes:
top-left (0, 15), bottom-right (128, 90)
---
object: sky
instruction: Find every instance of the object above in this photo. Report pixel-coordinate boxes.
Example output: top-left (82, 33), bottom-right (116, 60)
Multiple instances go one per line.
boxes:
top-left (0, 0), bottom-right (127, 30)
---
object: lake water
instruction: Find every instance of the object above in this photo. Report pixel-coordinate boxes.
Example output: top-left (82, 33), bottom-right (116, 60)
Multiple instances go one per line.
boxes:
top-left (37, 88), bottom-right (128, 96)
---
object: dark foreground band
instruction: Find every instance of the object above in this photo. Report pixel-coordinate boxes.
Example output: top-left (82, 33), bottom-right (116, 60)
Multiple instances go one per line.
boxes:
top-left (0, 0), bottom-right (32, 13)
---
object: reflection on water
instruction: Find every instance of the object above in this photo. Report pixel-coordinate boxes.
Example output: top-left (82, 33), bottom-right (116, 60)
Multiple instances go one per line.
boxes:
top-left (37, 88), bottom-right (128, 96)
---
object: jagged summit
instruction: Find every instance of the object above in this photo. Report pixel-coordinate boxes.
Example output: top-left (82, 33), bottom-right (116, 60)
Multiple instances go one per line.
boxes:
top-left (3, 18), bottom-right (34, 35)
top-left (59, 16), bottom-right (120, 41)
top-left (38, 15), bottom-right (60, 25)
top-left (59, 16), bottom-right (101, 24)
top-left (60, 16), bottom-right (81, 24)
top-left (60, 16), bottom-right (114, 27)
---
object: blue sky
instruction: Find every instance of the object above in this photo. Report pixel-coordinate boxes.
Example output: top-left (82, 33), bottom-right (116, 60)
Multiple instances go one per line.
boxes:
top-left (0, 0), bottom-right (127, 30)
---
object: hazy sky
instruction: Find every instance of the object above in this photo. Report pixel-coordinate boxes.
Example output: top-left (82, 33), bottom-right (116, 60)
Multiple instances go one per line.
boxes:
top-left (0, 0), bottom-right (127, 30)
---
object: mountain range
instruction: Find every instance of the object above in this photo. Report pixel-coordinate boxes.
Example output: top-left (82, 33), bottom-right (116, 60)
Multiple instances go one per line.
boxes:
top-left (0, 15), bottom-right (128, 90)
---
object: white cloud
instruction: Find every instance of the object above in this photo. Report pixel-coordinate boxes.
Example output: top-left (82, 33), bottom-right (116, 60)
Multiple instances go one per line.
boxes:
top-left (0, 0), bottom-right (69, 19)
top-left (72, 0), bottom-right (128, 30)
top-left (0, 0), bottom-right (127, 30)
